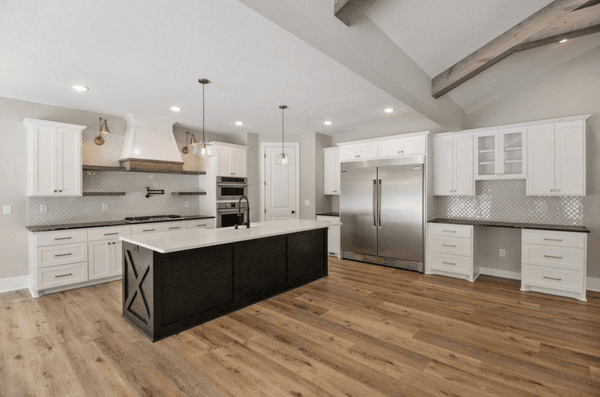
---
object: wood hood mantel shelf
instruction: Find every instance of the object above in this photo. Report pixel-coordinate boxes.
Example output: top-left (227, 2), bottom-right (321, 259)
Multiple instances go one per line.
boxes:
top-left (82, 165), bottom-right (206, 176)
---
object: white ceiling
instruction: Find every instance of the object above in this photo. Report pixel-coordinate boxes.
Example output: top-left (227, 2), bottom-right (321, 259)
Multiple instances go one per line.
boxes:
top-left (1, 0), bottom-right (596, 138)
top-left (365, 0), bottom-right (555, 78)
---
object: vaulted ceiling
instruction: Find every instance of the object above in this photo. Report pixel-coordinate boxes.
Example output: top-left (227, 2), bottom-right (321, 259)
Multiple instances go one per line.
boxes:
top-left (1, 0), bottom-right (598, 137)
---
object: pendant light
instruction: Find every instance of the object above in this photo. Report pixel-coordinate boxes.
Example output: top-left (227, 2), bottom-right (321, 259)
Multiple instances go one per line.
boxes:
top-left (276, 105), bottom-right (289, 166)
top-left (194, 78), bottom-right (214, 158)
top-left (94, 117), bottom-right (110, 146)
top-left (181, 131), bottom-right (198, 154)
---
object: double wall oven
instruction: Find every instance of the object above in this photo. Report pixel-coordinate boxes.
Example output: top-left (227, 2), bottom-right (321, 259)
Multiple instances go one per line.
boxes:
top-left (216, 176), bottom-right (248, 228)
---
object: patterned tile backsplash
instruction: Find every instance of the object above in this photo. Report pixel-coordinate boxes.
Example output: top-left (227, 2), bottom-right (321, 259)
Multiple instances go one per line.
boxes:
top-left (435, 179), bottom-right (583, 226)
top-left (28, 130), bottom-right (206, 226)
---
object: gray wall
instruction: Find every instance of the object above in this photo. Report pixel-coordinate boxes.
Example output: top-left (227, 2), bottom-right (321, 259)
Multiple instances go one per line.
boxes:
top-left (0, 97), bottom-right (127, 280)
top-left (315, 133), bottom-right (333, 215)
top-left (466, 45), bottom-right (600, 278)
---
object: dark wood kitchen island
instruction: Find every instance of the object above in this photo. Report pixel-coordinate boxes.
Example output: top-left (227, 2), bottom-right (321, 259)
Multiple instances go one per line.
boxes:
top-left (119, 219), bottom-right (337, 342)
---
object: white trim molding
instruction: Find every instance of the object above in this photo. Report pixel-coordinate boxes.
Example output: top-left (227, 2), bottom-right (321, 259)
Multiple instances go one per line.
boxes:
top-left (0, 275), bottom-right (30, 294)
top-left (478, 267), bottom-right (522, 281)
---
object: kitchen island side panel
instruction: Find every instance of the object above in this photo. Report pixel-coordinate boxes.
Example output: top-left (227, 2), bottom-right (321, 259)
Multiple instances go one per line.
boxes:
top-left (122, 229), bottom-right (328, 342)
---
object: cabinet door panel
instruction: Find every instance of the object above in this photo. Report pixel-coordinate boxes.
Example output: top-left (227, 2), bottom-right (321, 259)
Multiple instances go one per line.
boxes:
top-left (453, 135), bottom-right (474, 196)
top-left (377, 138), bottom-right (404, 157)
top-left (433, 136), bottom-right (453, 196)
top-left (324, 148), bottom-right (340, 194)
top-left (527, 124), bottom-right (555, 195)
top-left (31, 127), bottom-right (57, 196)
top-left (475, 133), bottom-right (498, 179)
top-left (58, 129), bottom-right (82, 196)
top-left (339, 145), bottom-right (358, 161)
top-left (555, 121), bottom-right (585, 195)
top-left (500, 129), bottom-right (525, 178)
top-left (402, 136), bottom-right (426, 155)
top-left (216, 147), bottom-right (231, 176)
top-left (231, 148), bottom-right (247, 177)
top-left (88, 240), bottom-right (111, 280)
top-left (358, 142), bottom-right (378, 159)
top-left (112, 241), bottom-right (123, 276)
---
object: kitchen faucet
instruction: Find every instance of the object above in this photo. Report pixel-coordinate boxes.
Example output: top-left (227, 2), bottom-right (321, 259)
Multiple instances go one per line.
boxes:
top-left (235, 195), bottom-right (250, 229)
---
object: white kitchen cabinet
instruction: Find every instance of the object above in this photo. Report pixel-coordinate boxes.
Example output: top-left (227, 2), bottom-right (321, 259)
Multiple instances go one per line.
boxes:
top-left (378, 136), bottom-right (426, 158)
top-left (474, 128), bottom-right (526, 180)
top-left (339, 142), bottom-right (378, 162)
top-left (316, 215), bottom-right (340, 257)
top-left (25, 119), bottom-right (86, 196)
top-left (131, 220), bottom-right (188, 234)
top-left (213, 143), bottom-right (248, 177)
top-left (527, 121), bottom-right (585, 196)
top-left (433, 135), bottom-right (474, 196)
top-left (187, 218), bottom-right (216, 229)
top-left (323, 147), bottom-right (340, 195)
top-left (88, 239), bottom-right (122, 280)
top-left (426, 222), bottom-right (475, 281)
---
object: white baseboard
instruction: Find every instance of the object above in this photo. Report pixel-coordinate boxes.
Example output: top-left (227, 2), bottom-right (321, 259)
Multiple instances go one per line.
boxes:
top-left (478, 267), bottom-right (521, 281)
top-left (0, 275), bottom-right (30, 294)
top-left (587, 277), bottom-right (600, 292)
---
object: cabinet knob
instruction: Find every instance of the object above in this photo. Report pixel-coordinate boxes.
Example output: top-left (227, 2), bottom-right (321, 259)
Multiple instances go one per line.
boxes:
top-left (291, 210), bottom-right (295, 214)
top-left (54, 190), bottom-right (57, 192)
top-left (550, 189), bottom-right (555, 192)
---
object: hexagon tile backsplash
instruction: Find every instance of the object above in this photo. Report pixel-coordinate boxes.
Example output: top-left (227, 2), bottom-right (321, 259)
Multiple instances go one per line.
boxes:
top-left (436, 180), bottom-right (583, 226)
top-left (28, 130), bottom-right (206, 226)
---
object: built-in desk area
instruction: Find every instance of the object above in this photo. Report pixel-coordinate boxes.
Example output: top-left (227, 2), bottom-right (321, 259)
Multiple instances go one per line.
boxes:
top-left (426, 219), bottom-right (590, 301)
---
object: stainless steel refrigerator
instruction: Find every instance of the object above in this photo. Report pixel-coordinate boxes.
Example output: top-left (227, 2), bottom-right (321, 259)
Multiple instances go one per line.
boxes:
top-left (340, 157), bottom-right (424, 272)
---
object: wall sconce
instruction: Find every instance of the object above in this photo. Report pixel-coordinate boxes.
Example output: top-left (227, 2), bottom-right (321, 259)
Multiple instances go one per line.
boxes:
top-left (181, 131), bottom-right (198, 154)
top-left (94, 117), bottom-right (110, 145)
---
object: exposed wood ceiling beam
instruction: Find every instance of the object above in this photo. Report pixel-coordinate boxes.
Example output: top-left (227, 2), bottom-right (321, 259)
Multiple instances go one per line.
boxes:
top-left (335, 0), bottom-right (379, 26)
top-left (237, 0), bottom-right (467, 131)
top-left (431, 0), bottom-right (596, 99)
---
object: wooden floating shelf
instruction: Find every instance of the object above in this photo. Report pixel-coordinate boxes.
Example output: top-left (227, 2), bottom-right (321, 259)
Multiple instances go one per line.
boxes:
top-left (171, 192), bottom-right (207, 196)
top-left (82, 192), bottom-right (126, 196)
top-left (83, 165), bottom-right (206, 176)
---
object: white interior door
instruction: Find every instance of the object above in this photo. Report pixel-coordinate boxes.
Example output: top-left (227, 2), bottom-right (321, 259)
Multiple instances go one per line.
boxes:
top-left (263, 144), bottom-right (299, 221)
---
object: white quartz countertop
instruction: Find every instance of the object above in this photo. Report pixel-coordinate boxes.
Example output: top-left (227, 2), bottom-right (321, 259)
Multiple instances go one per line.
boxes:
top-left (119, 219), bottom-right (341, 253)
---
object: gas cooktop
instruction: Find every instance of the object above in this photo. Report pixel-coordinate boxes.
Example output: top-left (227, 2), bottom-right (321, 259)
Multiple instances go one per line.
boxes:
top-left (124, 215), bottom-right (183, 223)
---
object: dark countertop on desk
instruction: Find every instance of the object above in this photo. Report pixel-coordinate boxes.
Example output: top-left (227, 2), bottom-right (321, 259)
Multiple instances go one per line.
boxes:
top-left (317, 212), bottom-right (340, 217)
top-left (26, 215), bottom-right (216, 232)
top-left (429, 218), bottom-right (590, 233)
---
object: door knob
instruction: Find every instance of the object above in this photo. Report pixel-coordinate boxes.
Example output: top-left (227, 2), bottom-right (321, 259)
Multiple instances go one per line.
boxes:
top-left (291, 211), bottom-right (295, 214)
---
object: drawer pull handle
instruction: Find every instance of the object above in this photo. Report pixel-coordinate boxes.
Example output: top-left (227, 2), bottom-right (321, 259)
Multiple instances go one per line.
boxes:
top-left (169, 227), bottom-right (180, 230)
top-left (543, 276), bottom-right (562, 281)
top-left (55, 273), bottom-right (73, 278)
top-left (142, 229), bottom-right (155, 232)
top-left (104, 232), bottom-right (119, 236)
top-left (54, 253), bottom-right (72, 257)
top-left (442, 244), bottom-right (456, 247)
top-left (54, 237), bottom-right (72, 240)
top-left (543, 238), bottom-right (562, 241)
top-left (543, 255), bottom-right (563, 259)
top-left (442, 261), bottom-right (456, 265)
top-left (196, 224), bottom-right (207, 227)
top-left (442, 230), bottom-right (456, 233)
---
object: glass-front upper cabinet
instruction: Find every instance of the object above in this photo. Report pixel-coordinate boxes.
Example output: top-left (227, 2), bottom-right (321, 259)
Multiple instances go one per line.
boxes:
top-left (474, 128), bottom-right (526, 180)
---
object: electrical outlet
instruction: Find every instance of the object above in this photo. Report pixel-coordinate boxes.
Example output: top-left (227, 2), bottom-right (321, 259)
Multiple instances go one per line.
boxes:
top-left (499, 249), bottom-right (506, 257)
top-left (3, 205), bottom-right (11, 215)
top-left (185, 201), bottom-right (189, 208)
top-left (102, 203), bottom-right (109, 211)
top-left (304, 200), bottom-right (310, 206)
top-left (39, 205), bottom-right (47, 214)
top-left (540, 202), bottom-right (548, 213)
top-left (459, 202), bottom-right (465, 209)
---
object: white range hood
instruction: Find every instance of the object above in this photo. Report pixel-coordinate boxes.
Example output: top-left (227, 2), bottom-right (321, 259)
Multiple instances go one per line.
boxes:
top-left (119, 114), bottom-right (184, 171)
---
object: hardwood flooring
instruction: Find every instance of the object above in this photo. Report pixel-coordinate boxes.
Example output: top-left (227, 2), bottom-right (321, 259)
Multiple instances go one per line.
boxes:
top-left (1, 257), bottom-right (599, 396)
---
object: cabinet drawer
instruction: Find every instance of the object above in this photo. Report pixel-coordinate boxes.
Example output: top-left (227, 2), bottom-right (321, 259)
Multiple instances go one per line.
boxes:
top-left (428, 253), bottom-right (471, 276)
top-left (316, 215), bottom-right (340, 223)
top-left (131, 223), bottom-right (164, 234)
top-left (428, 223), bottom-right (472, 239)
top-left (187, 219), bottom-right (214, 229)
top-left (37, 262), bottom-right (88, 290)
top-left (429, 236), bottom-right (472, 257)
top-left (522, 264), bottom-right (584, 294)
top-left (36, 242), bottom-right (87, 268)
top-left (163, 221), bottom-right (188, 231)
top-left (88, 225), bottom-right (132, 241)
top-left (35, 229), bottom-right (87, 247)
top-left (522, 229), bottom-right (585, 248)
top-left (523, 244), bottom-right (584, 271)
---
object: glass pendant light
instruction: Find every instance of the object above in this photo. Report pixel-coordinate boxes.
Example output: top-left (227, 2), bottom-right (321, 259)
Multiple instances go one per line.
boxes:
top-left (194, 78), bottom-right (214, 158)
top-left (276, 105), bottom-right (289, 166)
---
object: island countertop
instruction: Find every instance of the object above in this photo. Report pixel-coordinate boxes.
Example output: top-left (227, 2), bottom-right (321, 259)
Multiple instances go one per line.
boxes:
top-left (120, 219), bottom-right (340, 253)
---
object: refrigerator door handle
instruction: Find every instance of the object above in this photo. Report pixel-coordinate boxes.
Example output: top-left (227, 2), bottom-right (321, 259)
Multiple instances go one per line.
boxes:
top-left (378, 179), bottom-right (382, 228)
top-left (373, 179), bottom-right (377, 227)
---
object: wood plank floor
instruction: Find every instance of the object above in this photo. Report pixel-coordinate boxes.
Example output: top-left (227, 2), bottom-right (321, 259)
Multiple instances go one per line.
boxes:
top-left (1, 257), bottom-right (599, 396)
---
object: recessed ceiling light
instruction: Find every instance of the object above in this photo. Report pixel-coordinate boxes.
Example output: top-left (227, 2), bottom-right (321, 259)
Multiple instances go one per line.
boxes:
top-left (559, 39), bottom-right (568, 43)
top-left (72, 85), bottom-right (89, 92)
top-left (384, 108), bottom-right (394, 113)
top-left (235, 121), bottom-right (244, 126)
top-left (324, 121), bottom-right (333, 126)
top-left (171, 106), bottom-right (183, 112)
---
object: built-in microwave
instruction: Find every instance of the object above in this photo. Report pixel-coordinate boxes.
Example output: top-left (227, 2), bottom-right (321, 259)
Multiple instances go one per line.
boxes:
top-left (216, 176), bottom-right (248, 201)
